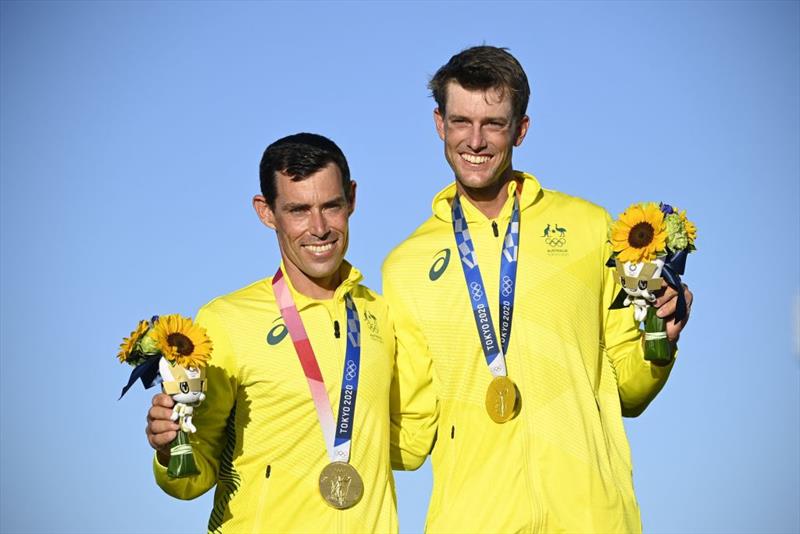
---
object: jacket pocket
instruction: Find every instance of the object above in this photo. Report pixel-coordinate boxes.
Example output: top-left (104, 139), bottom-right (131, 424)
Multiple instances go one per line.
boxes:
top-left (426, 419), bottom-right (458, 529)
top-left (593, 397), bottom-right (623, 494)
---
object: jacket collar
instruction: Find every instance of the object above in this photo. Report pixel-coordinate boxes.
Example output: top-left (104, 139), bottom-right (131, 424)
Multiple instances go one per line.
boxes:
top-left (431, 171), bottom-right (543, 224)
top-left (276, 259), bottom-right (362, 311)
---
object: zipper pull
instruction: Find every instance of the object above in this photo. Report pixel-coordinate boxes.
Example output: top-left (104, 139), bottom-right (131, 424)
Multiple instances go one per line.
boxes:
top-left (333, 320), bottom-right (340, 338)
top-left (492, 221), bottom-right (499, 237)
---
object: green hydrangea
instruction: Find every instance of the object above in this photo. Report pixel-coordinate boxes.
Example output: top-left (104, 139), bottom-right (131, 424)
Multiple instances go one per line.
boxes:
top-left (665, 213), bottom-right (689, 250)
top-left (138, 330), bottom-right (160, 355)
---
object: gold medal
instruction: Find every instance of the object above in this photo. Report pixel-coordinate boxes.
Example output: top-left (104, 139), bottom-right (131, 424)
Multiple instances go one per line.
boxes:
top-left (319, 461), bottom-right (364, 509)
top-left (485, 376), bottom-right (518, 423)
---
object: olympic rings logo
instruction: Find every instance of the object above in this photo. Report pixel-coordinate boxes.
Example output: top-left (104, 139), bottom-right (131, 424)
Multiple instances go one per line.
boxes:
top-left (345, 361), bottom-right (357, 380)
top-left (501, 276), bottom-right (513, 297)
top-left (545, 237), bottom-right (566, 247)
top-left (469, 281), bottom-right (484, 301)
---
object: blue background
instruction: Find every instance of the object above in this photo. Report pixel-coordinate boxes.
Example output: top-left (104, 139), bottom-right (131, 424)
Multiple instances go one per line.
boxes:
top-left (2, 2), bottom-right (798, 533)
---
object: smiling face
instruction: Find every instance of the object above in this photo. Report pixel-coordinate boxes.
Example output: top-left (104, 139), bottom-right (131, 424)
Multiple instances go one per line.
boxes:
top-left (434, 81), bottom-right (529, 209)
top-left (254, 163), bottom-right (355, 299)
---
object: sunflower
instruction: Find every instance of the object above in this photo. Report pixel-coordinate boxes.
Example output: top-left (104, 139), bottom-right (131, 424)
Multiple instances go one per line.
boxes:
top-left (610, 202), bottom-right (667, 263)
top-left (150, 314), bottom-right (213, 369)
top-left (118, 320), bottom-right (150, 364)
top-left (679, 209), bottom-right (697, 246)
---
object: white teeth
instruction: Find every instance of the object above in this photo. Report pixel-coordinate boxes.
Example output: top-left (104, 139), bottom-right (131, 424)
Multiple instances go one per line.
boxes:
top-left (461, 153), bottom-right (491, 164)
top-left (304, 243), bottom-right (335, 253)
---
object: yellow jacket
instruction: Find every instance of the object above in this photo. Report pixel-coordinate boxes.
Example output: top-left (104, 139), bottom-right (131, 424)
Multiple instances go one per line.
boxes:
top-left (383, 172), bottom-right (674, 533)
top-left (154, 262), bottom-right (399, 533)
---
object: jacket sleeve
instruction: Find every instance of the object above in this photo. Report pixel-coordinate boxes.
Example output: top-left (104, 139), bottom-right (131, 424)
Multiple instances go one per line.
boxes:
top-left (601, 233), bottom-right (676, 418)
top-left (153, 304), bottom-right (238, 498)
top-left (383, 266), bottom-right (439, 471)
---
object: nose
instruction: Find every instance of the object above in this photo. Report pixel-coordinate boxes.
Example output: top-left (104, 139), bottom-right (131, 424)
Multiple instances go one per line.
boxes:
top-left (309, 209), bottom-right (330, 240)
top-left (467, 124), bottom-right (486, 152)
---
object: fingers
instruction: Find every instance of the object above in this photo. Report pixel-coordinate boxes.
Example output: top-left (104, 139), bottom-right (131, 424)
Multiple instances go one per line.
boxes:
top-left (684, 285), bottom-right (694, 309)
top-left (653, 281), bottom-right (676, 308)
top-left (665, 314), bottom-right (689, 344)
top-left (146, 393), bottom-right (179, 452)
top-left (655, 283), bottom-right (692, 318)
top-left (152, 393), bottom-right (174, 408)
top-left (146, 426), bottom-right (178, 451)
top-left (658, 284), bottom-right (694, 343)
top-left (146, 423), bottom-right (178, 450)
top-left (656, 293), bottom-right (677, 317)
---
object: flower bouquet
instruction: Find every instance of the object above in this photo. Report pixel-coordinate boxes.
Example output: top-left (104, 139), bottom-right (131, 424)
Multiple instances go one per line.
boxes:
top-left (608, 203), bottom-right (696, 363)
top-left (117, 314), bottom-right (213, 478)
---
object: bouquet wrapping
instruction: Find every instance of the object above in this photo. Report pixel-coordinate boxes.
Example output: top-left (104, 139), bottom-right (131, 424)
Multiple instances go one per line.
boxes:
top-left (608, 203), bottom-right (696, 363)
top-left (117, 314), bottom-right (213, 478)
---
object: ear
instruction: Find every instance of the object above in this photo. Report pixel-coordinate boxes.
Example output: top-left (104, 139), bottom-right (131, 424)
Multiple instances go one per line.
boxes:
top-left (346, 181), bottom-right (357, 216)
top-left (513, 115), bottom-right (530, 147)
top-left (253, 195), bottom-right (276, 229)
top-left (433, 108), bottom-right (446, 141)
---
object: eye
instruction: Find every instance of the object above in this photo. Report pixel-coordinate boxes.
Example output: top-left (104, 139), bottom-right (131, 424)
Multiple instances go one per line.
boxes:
top-left (322, 202), bottom-right (346, 213)
top-left (638, 281), bottom-right (648, 290)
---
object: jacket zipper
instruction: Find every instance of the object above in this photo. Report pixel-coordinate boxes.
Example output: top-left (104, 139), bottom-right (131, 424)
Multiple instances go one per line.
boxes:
top-left (500, 209), bottom-right (544, 532)
top-left (516, 348), bottom-right (544, 532)
top-left (492, 213), bottom-right (543, 531)
top-left (252, 463), bottom-right (272, 533)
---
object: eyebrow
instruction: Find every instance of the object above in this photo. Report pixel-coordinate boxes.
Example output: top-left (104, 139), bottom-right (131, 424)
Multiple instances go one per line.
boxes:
top-left (281, 195), bottom-right (347, 211)
top-left (448, 114), bottom-right (509, 124)
top-left (282, 202), bottom-right (310, 211)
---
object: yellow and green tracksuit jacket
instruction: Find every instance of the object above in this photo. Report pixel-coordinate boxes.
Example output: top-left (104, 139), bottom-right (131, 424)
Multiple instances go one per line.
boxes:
top-left (154, 261), bottom-right (399, 533)
top-left (383, 172), bottom-right (675, 533)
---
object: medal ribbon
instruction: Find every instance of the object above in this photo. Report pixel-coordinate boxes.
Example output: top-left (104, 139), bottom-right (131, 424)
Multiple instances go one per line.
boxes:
top-left (452, 192), bottom-right (520, 377)
top-left (272, 268), bottom-right (361, 463)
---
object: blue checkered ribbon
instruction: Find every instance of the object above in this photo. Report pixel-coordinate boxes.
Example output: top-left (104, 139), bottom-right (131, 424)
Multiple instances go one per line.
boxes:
top-left (452, 193), bottom-right (521, 377)
top-left (334, 293), bottom-right (361, 448)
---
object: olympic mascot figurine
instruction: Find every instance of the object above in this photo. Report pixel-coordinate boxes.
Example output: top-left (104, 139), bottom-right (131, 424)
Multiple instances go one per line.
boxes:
top-left (614, 258), bottom-right (666, 323)
top-left (159, 358), bottom-right (207, 476)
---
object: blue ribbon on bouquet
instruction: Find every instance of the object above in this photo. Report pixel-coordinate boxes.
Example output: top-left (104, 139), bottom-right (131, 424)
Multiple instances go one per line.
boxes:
top-left (607, 248), bottom-right (689, 321)
top-left (661, 249), bottom-right (688, 321)
top-left (118, 356), bottom-right (162, 400)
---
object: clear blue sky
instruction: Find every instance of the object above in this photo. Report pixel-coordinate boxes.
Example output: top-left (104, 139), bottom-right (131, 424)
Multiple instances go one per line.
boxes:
top-left (1, 1), bottom-right (798, 533)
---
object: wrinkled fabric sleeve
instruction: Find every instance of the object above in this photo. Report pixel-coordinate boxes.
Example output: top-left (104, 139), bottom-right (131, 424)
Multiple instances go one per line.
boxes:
top-left (601, 229), bottom-right (675, 418)
top-left (153, 304), bottom-right (238, 498)
top-left (383, 268), bottom-right (439, 471)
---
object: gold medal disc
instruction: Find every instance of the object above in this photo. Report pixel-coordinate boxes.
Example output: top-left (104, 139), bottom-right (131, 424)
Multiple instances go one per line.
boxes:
top-left (485, 376), bottom-right (518, 423)
top-left (319, 461), bottom-right (364, 509)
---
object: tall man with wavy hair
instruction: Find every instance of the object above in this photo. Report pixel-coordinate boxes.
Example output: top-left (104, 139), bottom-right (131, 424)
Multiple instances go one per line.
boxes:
top-left (384, 46), bottom-right (694, 533)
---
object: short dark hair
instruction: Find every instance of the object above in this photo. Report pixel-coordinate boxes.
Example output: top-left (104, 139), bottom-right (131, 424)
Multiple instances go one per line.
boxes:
top-left (259, 133), bottom-right (351, 207)
top-left (429, 46), bottom-right (530, 123)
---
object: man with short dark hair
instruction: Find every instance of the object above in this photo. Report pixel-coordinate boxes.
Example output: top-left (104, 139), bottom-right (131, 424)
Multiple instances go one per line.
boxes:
top-left (385, 46), bottom-right (693, 533)
top-left (147, 133), bottom-right (400, 532)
